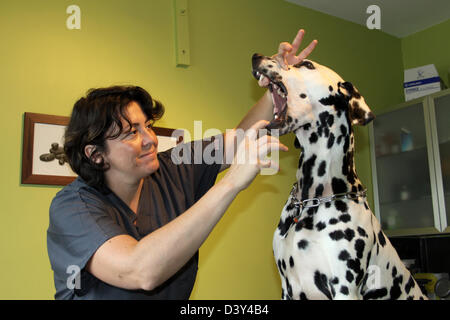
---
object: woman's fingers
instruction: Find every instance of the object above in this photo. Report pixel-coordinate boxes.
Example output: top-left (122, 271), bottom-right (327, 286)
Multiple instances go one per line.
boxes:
top-left (295, 39), bottom-right (318, 63)
top-left (280, 29), bottom-right (318, 65)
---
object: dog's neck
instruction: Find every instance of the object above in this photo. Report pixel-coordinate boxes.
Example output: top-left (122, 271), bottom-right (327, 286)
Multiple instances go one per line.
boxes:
top-left (293, 117), bottom-right (363, 201)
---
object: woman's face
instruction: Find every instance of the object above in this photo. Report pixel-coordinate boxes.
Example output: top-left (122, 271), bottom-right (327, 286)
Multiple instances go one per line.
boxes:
top-left (102, 101), bottom-right (159, 184)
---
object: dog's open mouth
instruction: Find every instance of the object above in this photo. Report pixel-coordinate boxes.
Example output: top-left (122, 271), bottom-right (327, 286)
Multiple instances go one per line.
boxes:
top-left (253, 71), bottom-right (288, 129)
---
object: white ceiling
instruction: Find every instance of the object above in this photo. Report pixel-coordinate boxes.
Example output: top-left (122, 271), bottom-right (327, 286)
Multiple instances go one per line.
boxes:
top-left (285, 0), bottom-right (450, 38)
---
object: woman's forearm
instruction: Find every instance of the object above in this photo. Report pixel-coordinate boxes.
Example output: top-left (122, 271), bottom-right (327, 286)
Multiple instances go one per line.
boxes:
top-left (237, 90), bottom-right (273, 131)
top-left (131, 178), bottom-right (239, 290)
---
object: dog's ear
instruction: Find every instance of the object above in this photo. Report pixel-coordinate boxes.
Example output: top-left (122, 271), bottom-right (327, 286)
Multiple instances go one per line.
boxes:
top-left (338, 82), bottom-right (375, 126)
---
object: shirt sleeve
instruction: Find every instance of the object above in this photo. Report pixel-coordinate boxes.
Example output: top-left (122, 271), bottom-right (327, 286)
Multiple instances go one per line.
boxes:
top-left (47, 186), bottom-right (126, 296)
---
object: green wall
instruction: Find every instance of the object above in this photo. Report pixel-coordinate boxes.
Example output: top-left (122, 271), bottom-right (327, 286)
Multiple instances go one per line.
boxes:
top-left (401, 19), bottom-right (450, 88)
top-left (0, 0), bottom-right (406, 299)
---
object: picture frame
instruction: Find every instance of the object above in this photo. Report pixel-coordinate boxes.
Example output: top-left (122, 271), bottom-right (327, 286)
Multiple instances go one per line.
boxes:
top-left (21, 112), bottom-right (183, 186)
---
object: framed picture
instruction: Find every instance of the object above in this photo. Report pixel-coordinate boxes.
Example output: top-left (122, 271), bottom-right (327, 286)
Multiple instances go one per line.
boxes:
top-left (21, 112), bottom-right (183, 186)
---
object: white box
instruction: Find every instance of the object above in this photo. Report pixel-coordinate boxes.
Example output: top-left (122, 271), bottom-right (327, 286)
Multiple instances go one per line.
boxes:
top-left (404, 64), bottom-right (441, 101)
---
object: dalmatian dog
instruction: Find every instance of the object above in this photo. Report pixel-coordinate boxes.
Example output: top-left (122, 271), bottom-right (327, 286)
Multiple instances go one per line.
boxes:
top-left (252, 53), bottom-right (427, 300)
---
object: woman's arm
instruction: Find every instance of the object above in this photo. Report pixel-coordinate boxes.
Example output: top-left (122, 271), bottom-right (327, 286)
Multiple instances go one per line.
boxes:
top-left (86, 120), bottom-right (288, 291)
top-left (86, 176), bottom-right (240, 291)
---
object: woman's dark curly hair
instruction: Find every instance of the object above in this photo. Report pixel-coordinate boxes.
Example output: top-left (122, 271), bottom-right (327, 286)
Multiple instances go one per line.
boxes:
top-left (64, 85), bottom-right (164, 190)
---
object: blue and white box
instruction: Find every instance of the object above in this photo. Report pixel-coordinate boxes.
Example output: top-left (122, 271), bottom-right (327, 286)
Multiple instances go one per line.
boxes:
top-left (404, 64), bottom-right (441, 101)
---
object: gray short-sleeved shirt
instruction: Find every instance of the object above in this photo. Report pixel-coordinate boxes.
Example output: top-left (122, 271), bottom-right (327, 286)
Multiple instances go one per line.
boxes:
top-left (47, 138), bottom-right (222, 299)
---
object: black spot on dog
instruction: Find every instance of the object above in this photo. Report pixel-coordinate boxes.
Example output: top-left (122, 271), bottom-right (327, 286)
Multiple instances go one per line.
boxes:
top-left (346, 270), bottom-right (354, 283)
top-left (316, 221), bottom-right (326, 231)
top-left (297, 239), bottom-right (309, 249)
top-left (286, 277), bottom-right (293, 298)
top-left (301, 155), bottom-right (316, 200)
top-left (307, 207), bottom-right (319, 216)
top-left (332, 178), bottom-right (348, 194)
top-left (338, 250), bottom-right (350, 261)
top-left (392, 266), bottom-right (397, 278)
top-left (318, 161), bottom-right (326, 177)
top-left (390, 275), bottom-right (403, 300)
top-left (339, 214), bottom-right (351, 223)
top-left (344, 228), bottom-right (355, 241)
top-left (277, 216), bottom-right (294, 237)
top-left (340, 81), bottom-right (361, 99)
top-left (340, 286), bottom-right (349, 295)
top-left (335, 200), bottom-right (348, 213)
top-left (329, 218), bottom-right (338, 225)
top-left (314, 271), bottom-right (333, 299)
top-left (294, 137), bottom-right (302, 149)
top-left (289, 256), bottom-right (295, 268)
top-left (299, 292), bottom-right (308, 300)
top-left (300, 93), bottom-right (307, 99)
top-left (365, 251), bottom-right (372, 270)
top-left (329, 230), bottom-right (344, 241)
top-left (405, 275), bottom-right (416, 294)
top-left (293, 60), bottom-right (315, 70)
top-left (347, 258), bottom-right (363, 285)
top-left (297, 152), bottom-right (304, 169)
top-left (309, 132), bottom-right (318, 143)
top-left (357, 227), bottom-right (368, 238)
top-left (315, 184), bottom-right (324, 197)
top-left (354, 239), bottom-right (365, 259)
top-left (298, 216), bottom-right (314, 230)
top-left (277, 259), bottom-right (284, 277)
top-left (327, 133), bottom-right (335, 149)
top-left (327, 115), bottom-right (334, 127)
top-left (302, 123), bottom-right (311, 131)
top-left (378, 231), bottom-right (386, 247)
top-left (363, 288), bottom-right (388, 300)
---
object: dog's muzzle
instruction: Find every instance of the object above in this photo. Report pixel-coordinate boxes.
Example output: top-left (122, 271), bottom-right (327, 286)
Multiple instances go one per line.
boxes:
top-left (252, 53), bottom-right (288, 130)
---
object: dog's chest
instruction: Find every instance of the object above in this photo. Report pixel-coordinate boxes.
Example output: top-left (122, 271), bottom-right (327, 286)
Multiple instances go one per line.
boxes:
top-left (272, 197), bottom-right (373, 271)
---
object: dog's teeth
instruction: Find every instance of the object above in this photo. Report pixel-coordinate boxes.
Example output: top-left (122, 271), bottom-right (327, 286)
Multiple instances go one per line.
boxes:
top-left (259, 74), bottom-right (264, 81)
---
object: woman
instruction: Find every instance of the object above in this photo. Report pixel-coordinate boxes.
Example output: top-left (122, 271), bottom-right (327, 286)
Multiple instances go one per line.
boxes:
top-left (47, 29), bottom-right (317, 299)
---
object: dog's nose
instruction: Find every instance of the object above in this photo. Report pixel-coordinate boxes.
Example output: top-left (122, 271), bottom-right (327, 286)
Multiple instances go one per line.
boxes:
top-left (252, 53), bottom-right (264, 70)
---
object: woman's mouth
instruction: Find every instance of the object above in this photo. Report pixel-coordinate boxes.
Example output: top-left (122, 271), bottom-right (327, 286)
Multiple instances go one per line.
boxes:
top-left (139, 149), bottom-right (156, 159)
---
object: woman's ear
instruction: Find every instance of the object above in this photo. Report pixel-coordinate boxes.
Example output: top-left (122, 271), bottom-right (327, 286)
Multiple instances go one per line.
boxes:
top-left (84, 145), bottom-right (103, 164)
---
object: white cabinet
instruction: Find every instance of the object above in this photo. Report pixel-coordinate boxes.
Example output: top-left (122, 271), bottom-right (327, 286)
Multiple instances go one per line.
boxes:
top-left (369, 89), bottom-right (450, 236)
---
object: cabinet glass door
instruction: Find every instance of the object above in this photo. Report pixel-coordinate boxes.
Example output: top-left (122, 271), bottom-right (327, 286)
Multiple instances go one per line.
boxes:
top-left (433, 94), bottom-right (450, 231)
top-left (372, 102), bottom-right (437, 233)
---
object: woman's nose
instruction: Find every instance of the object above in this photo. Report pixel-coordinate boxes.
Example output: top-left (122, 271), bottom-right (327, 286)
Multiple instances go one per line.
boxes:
top-left (141, 128), bottom-right (157, 148)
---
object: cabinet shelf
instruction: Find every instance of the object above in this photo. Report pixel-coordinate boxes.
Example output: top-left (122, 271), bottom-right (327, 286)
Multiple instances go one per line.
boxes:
top-left (375, 145), bottom-right (428, 161)
top-left (369, 88), bottom-right (450, 235)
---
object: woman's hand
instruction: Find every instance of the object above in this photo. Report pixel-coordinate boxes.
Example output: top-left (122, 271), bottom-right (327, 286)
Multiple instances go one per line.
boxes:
top-left (222, 120), bottom-right (288, 192)
top-left (273, 29), bottom-right (318, 70)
